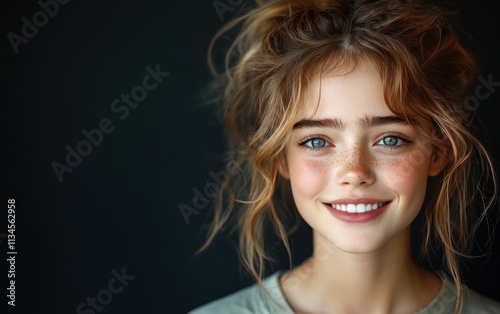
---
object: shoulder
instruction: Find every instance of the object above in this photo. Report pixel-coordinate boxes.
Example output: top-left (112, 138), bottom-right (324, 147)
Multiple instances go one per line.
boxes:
top-left (188, 271), bottom-right (293, 314)
top-left (461, 287), bottom-right (500, 314)
top-left (419, 271), bottom-right (500, 314)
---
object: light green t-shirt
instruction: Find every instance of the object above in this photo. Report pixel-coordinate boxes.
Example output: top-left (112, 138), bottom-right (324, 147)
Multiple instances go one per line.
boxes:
top-left (189, 271), bottom-right (500, 313)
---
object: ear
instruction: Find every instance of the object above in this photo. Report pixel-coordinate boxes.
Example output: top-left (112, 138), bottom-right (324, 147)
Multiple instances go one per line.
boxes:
top-left (428, 149), bottom-right (446, 177)
top-left (278, 155), bottom-right (290, 180)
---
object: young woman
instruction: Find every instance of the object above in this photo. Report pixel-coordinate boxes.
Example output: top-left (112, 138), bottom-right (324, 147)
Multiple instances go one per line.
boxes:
top-left (190, 0), bottom-right (499, 313)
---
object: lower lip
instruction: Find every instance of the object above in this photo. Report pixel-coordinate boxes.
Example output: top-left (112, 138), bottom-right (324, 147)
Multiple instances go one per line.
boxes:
top-left (325, 202), bottom-right (389, 223)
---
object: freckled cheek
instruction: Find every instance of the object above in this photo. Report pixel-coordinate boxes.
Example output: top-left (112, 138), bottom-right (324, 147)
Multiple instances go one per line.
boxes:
top-left (379, 154), bottom-right (429, 191)
top-left (288, 158), bottom-right (329, 197)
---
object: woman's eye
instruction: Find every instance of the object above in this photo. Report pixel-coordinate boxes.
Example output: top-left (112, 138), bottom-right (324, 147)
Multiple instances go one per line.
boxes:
top-left (304, 138), bottom-right (329, 149)
top-left (378, 135), bottom-right (406, 147)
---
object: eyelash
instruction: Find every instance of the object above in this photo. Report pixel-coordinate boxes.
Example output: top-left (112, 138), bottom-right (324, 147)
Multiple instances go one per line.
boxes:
top-left (298, 135), bottom-right (331, 151)
top-left (298, 133), bottom-right (411, 151)
top-left (376, 133), bottom-right (411, 150)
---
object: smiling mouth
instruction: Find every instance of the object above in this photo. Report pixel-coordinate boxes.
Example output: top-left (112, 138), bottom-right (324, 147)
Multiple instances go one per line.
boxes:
top-left (328, 201), bottom-right (391, 213)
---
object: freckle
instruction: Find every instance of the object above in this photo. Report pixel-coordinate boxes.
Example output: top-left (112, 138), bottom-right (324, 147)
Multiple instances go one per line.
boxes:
top-left (367, 155), bottom-right (376, 167)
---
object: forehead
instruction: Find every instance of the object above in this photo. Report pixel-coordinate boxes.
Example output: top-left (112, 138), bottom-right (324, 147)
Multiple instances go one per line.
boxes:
top-left (298, 61), bottom-right (394, 120)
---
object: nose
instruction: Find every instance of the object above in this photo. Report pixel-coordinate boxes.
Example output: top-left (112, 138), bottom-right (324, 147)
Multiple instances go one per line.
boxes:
top-left (335, 145), bottom-right (375, 186)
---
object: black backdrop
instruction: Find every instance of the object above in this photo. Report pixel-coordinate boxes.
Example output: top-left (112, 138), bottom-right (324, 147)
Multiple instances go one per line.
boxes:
top-left (2, 0), bottom-right (500, 313)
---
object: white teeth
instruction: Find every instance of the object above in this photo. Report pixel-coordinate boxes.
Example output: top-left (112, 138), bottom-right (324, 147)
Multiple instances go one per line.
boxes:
top-left (330, 202), bottom-right (384, 213)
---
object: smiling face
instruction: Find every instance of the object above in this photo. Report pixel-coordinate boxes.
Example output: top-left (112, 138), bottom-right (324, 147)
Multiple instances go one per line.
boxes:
top-left (279, 61), bottom-right (443, 254)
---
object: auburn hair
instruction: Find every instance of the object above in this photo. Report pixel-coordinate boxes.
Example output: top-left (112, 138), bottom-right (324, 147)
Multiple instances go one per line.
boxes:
top-left (199, 0), bottom-right (497, 312)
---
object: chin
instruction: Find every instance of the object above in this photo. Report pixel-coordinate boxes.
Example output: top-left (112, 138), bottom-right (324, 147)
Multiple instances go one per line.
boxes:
top-left (318, 226), bottom-right (407, 256)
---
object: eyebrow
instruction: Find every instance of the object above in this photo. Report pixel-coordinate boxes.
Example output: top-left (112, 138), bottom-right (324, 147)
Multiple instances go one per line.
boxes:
top-left (292, 115), bottom-right (409, 130)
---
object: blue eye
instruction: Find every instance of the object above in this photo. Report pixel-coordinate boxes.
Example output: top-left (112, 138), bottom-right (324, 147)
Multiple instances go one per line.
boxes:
top-left (378, 135), bottom-right (406, 147)
top-left (310, 138), bottom-right (326, 147)
top-left (302, 137), bottom-right (330, 150)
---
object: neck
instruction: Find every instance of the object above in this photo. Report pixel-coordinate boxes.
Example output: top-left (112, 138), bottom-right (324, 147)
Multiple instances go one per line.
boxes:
top-left (281, 227), bottom-right (441, 314)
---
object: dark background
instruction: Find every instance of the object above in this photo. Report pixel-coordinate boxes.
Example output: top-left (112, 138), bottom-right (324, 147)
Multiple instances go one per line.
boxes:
top-left (2, 0), bottom-right (499, 313)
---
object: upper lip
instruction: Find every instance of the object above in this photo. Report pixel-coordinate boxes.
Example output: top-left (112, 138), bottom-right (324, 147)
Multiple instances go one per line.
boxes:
top-left (327, 198), bottom-right (390, 205)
